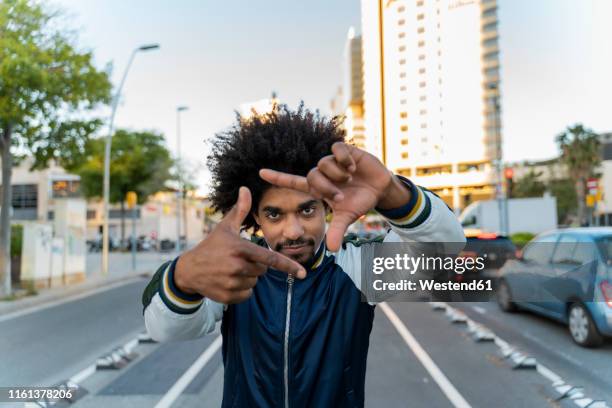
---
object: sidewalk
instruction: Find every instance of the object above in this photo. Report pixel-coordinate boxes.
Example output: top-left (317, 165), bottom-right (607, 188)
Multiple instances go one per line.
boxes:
top-left (0, 250), bottom-right (179, 317)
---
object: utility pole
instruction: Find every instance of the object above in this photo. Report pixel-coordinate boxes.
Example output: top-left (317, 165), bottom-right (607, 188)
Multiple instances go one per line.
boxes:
top-left (176, 106), bottom-right (189, 252)
top-left (102, 43), bottom-right (159, 276)
top-left (493, 96), bottom-right (508, 235)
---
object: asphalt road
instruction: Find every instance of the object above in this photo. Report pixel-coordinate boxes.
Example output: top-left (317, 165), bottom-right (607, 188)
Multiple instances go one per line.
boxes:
top-left (1, 273), bottom-right (611, 407)
top-left (0, 279), bottom-right (148, 388)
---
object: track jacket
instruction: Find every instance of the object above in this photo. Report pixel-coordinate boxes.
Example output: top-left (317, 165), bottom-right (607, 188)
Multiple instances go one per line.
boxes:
top-left (142, 177), bottom-right (465, 408)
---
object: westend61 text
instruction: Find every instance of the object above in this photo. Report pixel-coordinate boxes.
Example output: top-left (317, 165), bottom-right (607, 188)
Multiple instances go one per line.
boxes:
top-left (373, 279), bottom-right (493, 292)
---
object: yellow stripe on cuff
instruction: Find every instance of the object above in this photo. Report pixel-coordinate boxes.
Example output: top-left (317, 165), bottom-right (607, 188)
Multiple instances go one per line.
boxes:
top-left (387, 186), bottom-right (424, 224)
top-left (163, 265), bottom-right (203, 306)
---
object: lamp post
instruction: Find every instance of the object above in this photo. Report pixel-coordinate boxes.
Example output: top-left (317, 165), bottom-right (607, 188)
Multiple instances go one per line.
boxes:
top-left (492, 96), bottom-right (508, 236)
top-left (102, 44), bottom-right (160, 276)
top-left (176, 106), bottom-right (189, 252)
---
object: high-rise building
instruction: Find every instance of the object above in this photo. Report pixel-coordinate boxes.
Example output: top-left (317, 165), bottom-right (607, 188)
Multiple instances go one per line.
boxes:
top-left (361, 0), bottom-right (501, 209)
top-left (343, 28), bottom-right (367, 150)
top-left (331, 28), bottom-right (367, 150)
top-left (330, 86), bottom-right (344, 117)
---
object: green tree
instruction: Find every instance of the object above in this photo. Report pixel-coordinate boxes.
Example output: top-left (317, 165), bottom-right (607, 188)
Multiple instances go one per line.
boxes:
top-left (556, 124), bottom-right (601, 226)
top-left (549, 178), bottom-right (578, 225)
top-left (0, 0), bottom-right (111, 296)
top-left (70, 129), bottom-right (174, 243)
top-left (511, 168), bottom-right (577, 225)
top-left (512, 170), bottom-right (546, 198)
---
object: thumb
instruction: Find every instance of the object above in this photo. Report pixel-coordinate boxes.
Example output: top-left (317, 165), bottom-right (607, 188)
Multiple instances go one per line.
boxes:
top-left (223, 186), bottom-right (252, 232)
top-left (325, 212), bottom-right (355, 252)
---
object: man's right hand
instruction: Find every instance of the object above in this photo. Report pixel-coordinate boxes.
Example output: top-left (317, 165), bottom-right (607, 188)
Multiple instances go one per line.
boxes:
top-left (174, 186), bottom-right (307, 304)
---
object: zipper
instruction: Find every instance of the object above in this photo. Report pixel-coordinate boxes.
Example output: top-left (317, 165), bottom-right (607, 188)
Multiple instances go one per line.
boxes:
top-left (284, 274), bottom-right (294, 408)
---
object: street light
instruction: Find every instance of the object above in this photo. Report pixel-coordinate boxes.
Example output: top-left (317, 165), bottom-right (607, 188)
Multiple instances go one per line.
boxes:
top-left (492, 95), bottom-right (508, 236)
top-left (102, 43), bottom-right (160, 276)
top-left (176, 106), bottom-right (189, 252)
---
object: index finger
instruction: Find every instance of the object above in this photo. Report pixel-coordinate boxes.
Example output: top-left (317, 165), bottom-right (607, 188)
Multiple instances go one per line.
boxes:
top-left (259, 169), bottom-right (309, 193)
top-left (241, 241), bottom-right (307, 279)
top-left (331, 142), bottom-right (356, 173)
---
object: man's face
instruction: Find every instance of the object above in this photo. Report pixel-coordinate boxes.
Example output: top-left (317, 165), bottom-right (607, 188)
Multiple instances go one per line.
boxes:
top-left (253, 187), bottom-right (326, 265)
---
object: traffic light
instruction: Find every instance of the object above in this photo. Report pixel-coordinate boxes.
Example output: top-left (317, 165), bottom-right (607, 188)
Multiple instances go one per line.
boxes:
top-left (504, 168), bottom-right (514, 198)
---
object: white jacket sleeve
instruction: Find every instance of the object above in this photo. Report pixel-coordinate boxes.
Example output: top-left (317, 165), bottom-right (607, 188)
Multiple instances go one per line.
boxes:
top-left (380, 178), bottom-right (466, 246)
top-left (142, 258), bottom-right (225, 342)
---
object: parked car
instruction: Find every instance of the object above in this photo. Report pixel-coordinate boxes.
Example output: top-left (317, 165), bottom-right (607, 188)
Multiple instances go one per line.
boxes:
top-left (458, 231), bottom-right (517, 281)
top-left (125, 235), bottom-right (155, 252)
top-left (87, 236), bottom-right (120, 252)
top-left (497, 228), bottom-right (612, 347)
top-left (159, 238), bottom-right (177, 252)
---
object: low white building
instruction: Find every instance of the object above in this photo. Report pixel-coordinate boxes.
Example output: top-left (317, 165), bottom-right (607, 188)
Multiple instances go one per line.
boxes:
top-left (5, 158), bottom-right (212, 246)
top-left (85, 190), bottom-right (214, 246)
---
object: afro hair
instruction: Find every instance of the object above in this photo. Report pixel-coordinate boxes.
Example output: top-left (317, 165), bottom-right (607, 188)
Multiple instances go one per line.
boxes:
top-left (207, 103), bottom-right (346, 230)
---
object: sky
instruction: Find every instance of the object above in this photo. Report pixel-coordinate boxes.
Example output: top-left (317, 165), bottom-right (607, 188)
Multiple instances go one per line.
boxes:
top-left (52, 0), bottom-right (612, 195)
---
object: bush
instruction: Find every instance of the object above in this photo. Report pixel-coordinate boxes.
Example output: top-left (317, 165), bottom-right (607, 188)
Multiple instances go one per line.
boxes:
top-left (510, 232), bottom-right (535, 248)
top-left (11, 224), bottom-right (23, 258)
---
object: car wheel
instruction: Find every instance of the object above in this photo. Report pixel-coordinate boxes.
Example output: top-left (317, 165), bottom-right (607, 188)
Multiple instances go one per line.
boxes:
top-left (567, 303), bottom-right (603, 348)
top-left (497, 280), bottom-right (517, 312)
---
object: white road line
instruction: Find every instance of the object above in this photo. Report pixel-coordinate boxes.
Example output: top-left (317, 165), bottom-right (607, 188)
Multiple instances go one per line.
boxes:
top-left (536, 364), bottom-right (563, 383)
top-left (471, 305), bottom-right (486, 315)
top-left (123, 338), bottom-right (139, 353)
top-left (69, 364), bottom-right (97, 385)
top-left (379, 302), bottom-right (472, 408)
top-left (0, 277), bottom-right (142, 323)
top-left (155, 335), bottom-right (223, 408)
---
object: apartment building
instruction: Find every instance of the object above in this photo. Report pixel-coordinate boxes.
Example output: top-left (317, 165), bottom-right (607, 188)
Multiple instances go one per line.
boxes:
top-left (361, 0), bottom-right (502, 209)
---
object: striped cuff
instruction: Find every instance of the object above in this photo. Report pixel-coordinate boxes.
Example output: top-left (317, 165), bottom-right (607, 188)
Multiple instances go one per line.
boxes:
top-left (376, 175), bottom-right (432, 229)
top-left (158, 257), bottom-right (204, 314)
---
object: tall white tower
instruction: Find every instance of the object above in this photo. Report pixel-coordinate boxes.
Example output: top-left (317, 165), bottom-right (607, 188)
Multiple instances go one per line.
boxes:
top-left (361, 0), bottom-right (501, 210)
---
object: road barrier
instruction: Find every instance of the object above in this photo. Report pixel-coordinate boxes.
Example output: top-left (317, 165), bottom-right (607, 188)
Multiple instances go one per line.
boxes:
top-left (429, 302), bottom-right (610, 408)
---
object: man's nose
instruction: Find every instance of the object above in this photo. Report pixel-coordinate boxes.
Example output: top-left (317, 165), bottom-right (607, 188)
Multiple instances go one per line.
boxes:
top-left (283, 216), bottom-right (304, 240)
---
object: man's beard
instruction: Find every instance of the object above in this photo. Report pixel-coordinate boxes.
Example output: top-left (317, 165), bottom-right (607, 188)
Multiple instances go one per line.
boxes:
top-left (275, 238), bottom-right (316, 265)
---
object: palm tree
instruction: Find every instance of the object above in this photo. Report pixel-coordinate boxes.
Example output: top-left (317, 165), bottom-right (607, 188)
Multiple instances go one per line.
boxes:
top-left (556, 124), bottom-right (601, 226)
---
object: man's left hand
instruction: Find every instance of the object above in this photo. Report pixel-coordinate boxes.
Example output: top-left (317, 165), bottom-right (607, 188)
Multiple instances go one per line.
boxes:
top-left (259, 142), bottom-right (409, 251)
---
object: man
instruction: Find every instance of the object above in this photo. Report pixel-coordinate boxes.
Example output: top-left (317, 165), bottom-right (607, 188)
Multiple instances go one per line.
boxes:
top-left (142, 105), bottom-right (465, 407)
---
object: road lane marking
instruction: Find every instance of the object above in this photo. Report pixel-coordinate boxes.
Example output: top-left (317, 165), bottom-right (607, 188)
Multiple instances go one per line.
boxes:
top-left (0, 277), bottom-right (143, 323)
top-left (536, 364), bottom-right (563, 383)
top-left (379, 302), bottom-right (472, 408)
top-left (69, 364), bottom-right (96, 384)
top-left (155, 335), bottom-right (222, 408)
top-left (471, 306), bottom-right (486, 315)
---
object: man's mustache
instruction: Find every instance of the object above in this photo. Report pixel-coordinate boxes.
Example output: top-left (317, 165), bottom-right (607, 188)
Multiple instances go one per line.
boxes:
top-left (275, 238), bottom-right (315, 251)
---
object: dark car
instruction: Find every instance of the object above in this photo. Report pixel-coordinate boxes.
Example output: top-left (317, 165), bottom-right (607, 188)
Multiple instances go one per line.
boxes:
top-left (427, 232), bottom-right (516, 302)
top-left (457, 232), bottom-right (517, 280)
top-left (497, 228), bottom-right (612, 347)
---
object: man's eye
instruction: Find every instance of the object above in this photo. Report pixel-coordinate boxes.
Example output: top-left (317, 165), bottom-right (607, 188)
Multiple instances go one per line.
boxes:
top-left (266, 212), bottom-right (279, 220)
top-left (302, 207), bottom-right (315, 216)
